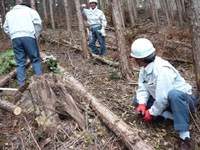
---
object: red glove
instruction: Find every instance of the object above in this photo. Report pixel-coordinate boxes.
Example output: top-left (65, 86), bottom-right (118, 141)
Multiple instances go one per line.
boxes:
top-left (136, 104), bottom-right (147, 115)
top-left (143, 110), bottom-right (154, 122)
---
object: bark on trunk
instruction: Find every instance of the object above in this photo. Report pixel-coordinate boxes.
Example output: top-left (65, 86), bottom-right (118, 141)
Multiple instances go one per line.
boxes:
top-left (118, 0), bottom-right (125, 29)
top-left (126, 0), bottom-right (136, 27)
top-left (26, 73), bottom-right (85, 130)
top-left (49, 0), bottom-right (56, 30)
top-left (111, 0), bottom-right (133, 80)
top-left (75, 0), bottom-right (89, 59)
top-left (132, 0), bottom-right (138, 22)
top-left (59, 68), bottom-right (153, 150)
top-left (42, 0), bottom-right (48, 20)
top-left (0, 99), bottom-right (21, 115)
top-left (162, 0), bottom-right (171, 26)
top-left (63, 0), bottom-right (72, 31)
top-left (189, 0), bottom-right (200, 91)
top-left (175, 0), bottom-right (184, 26)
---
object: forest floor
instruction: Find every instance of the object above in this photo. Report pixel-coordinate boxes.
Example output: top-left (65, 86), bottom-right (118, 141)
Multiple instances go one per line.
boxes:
top-left (0, 22), bottom-right (200, 150)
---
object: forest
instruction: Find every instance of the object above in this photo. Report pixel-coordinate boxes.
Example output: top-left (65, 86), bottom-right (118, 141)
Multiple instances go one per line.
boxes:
top-left (0, 0), bottom-right (200, 149)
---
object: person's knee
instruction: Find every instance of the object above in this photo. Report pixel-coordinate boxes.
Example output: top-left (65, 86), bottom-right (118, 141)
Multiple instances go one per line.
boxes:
top-left (168, 89), bottom-right (179, 101)
top-left (132, 96), bottom-right (139, 107)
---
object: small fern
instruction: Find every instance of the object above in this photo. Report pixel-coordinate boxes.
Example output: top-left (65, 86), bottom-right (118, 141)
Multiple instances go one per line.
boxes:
top-left (0, 50), bottom-right (16, 75)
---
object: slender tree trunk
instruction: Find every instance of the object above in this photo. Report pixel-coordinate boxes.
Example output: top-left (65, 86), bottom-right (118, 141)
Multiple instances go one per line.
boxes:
top-left (149, 0), bottom-right (159, 23)
top-left (63, 0), bottom-right (72, 31)
top-left (184, 0), bottom-right (189, 21)
top-left (49, 0), bottom-right (55, 30)
top-left (43, 0), bottom-right (48, 20)
top-left (126, 0), bottom-right (135, 27)
top-left (118, 0), bottom-right (125, 29)
top-left (30, 0), bottom-right (36, 10)
top-left (16, 0), bottom-right (23, 4)
top-left (132, 0), bottom-right (138, 22)
top-left (189, 0), bottom-right (200, 91)
top-left (1, 0), bottom-right (6, 24)
top-left (162, 0), bottom-right (171, 26)
top-left (175, 0), bottom-right (184, 26)
top-left (167, 0), bottom-right (175, 20)
top-left (111, 0), bottom-right (132, 80)
top-left (75, 0), bottom-right (89, 59)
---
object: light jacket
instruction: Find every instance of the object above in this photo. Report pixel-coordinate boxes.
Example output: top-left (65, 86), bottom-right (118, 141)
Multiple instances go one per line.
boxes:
top-left (136, 56), bottom-right (192, 116)
top-left (82, 6), bottom-right (107, 29)
top-left (3, 5), bottom-right (42, 40)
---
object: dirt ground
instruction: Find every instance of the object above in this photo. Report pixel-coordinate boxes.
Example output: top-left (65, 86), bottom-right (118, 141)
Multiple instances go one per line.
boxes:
top-left (0, 22), bottom-right (200, 149)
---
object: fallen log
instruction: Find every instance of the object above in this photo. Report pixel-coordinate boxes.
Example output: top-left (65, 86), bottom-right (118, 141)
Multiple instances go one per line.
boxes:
top-left (0, 99), bottom-right (21, 115)
top-left (58, 66), bottom-right (153, 150)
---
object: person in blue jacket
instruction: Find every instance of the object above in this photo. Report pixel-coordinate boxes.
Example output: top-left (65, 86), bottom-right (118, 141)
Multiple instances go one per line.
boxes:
top-left (81, 0), bottom-right (107, 56)
top-left (3, 2), bottom-right (42, 86)
top-left (130, 38), bottom-right (197, 150)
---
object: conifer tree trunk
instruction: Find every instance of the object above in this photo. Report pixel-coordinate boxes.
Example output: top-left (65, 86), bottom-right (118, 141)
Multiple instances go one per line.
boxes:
top-left (42, 0), bottom-right (48, 20)
top-left (111, 0), bottom-right (132, 80)
top-left (49, 0), bottom-right (55, 30)
top-left (167, 0), bottom-right (175, 20)
top-left (118, 0), bottom-right (125, 29)
top-left (162, 0), bottom-right (171, 26)
top-left (126, 0), bottom-right (135, 27)
top-left (189, 0), bottom-right (200, 91)
top-left (175, 0), bottom-right (184, 26)
top-left (132, 0), bottom-right (138, 22)
top-left (75, 0), bottom-right (89, 59)
top-left (63, 0), bottom-right (72, 31)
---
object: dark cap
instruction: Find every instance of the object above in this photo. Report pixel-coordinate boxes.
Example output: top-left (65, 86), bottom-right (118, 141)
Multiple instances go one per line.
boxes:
top-left (20, 2), bottom-right (31, 8)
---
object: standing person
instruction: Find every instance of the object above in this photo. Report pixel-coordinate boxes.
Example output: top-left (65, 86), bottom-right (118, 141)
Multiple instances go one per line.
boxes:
top-left (130, 38), bottom-right (197, 150)
top-left (81, 0), bottom-right (107, 56)
top-left (3, 2), bottom-right (43, 86)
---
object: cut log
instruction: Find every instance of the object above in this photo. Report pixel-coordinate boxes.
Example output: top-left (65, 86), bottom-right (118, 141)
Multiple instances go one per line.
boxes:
top-left (57, 66), bottom-right (153, 150)
top-left (0, 99), bottom-right (21, 115)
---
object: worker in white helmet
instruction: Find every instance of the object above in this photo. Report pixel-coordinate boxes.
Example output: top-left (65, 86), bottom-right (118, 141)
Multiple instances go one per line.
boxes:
top-left (130, 38), bottom-right (197, 150)
top-left (81, 0), bottom-right (107, 56)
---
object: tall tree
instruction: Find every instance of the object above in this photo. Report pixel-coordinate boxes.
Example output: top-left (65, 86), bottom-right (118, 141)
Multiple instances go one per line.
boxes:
top-left (63, 0), bottom-right (72, 31)
top-left (175, 0), bottom-right (184, 26)
top-left (162, 0), bottom-right (171, 26)
top-left (118, 0), bottom-right (125, 29)
top-left (111, 0), bottom-right (132, 80)
top-left (189, 0), bottom-right (200, 91)
top-left (132, 0), bottom-right (138, 22)
top-left (1, 0), bottom-right (6, 24)
top-left (42, 0), bottom-right (48, 20)
top-left (75, 0), bottom-right (89, 59)
top-left (30, 0), bottom-right (36, 10)
top-left (49, 0), bottom-right (55, 30)
top-left (126, 0), bottom-right (135, 27)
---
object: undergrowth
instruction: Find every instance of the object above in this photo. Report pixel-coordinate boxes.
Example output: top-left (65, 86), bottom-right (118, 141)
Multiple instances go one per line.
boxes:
top-left (0, 50), bottom-right (16, 76)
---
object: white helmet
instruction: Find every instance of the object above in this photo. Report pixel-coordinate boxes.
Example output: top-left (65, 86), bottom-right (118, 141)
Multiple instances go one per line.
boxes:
top-left (89, 0), bottom-right (98, 4)
top-left (130, 38), bottom-right (155, 58)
